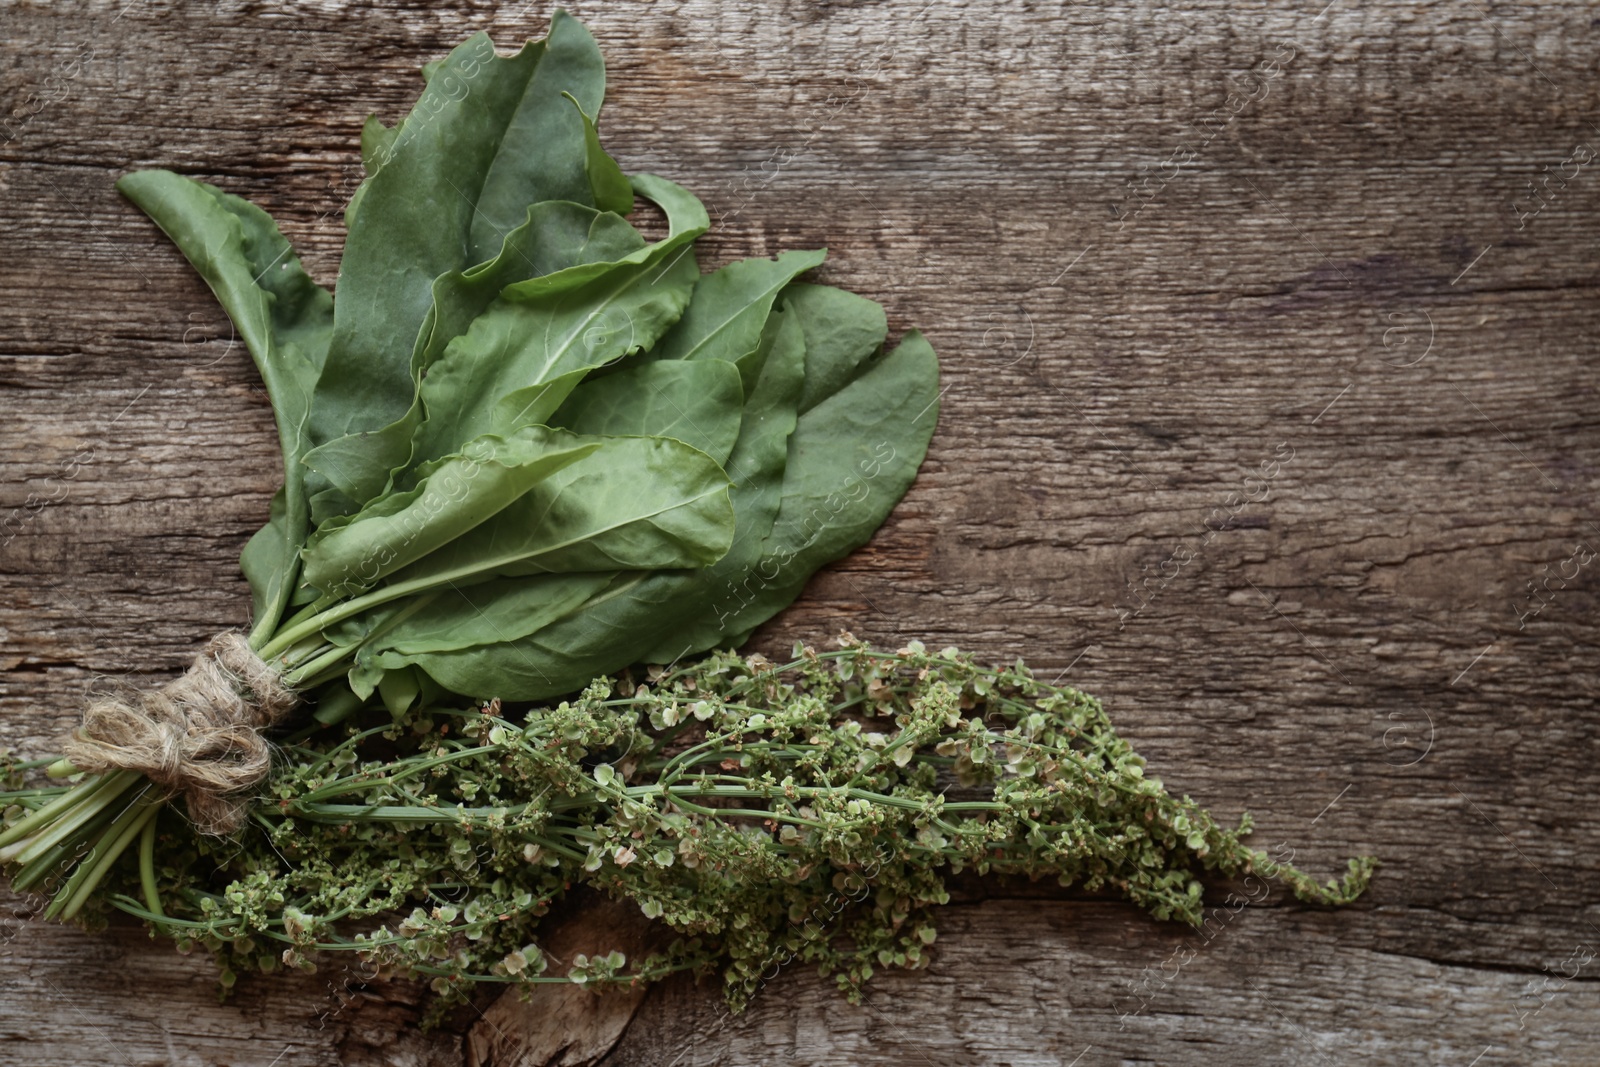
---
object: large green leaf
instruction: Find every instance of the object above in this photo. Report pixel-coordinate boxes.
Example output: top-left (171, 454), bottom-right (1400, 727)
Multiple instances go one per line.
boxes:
top-left (300, 426), bottom-right (603, 597)
top-left (380, 570), bottom-right (650, 700)
top-left (302, 432), bottom-right (733, 700)
top-left (496, 176), bottom-right (707, 304)
top-left (390, 434), bottom-right (734, 584)
top-left (465, 18), bottom-right (613, 264)
top-left (403, 300), bottom-right (940, 700)
top-left (239, 488), bottom-right (295, 639)
top-left (552, 358), bottom-right (744, 464)
top-left (313, 13), bottom-right (616, 452)
top-left (783, 283), bottom-right (891, 414)
top-left (344, 350), bottom-right (751, 683)
top-left (302, 201), bottom-right (642, 519)
top-left (346, 432), bottom-right (735, 698)
top-left (566, 92), bottom-right (634, 216)
top-left (633, 304), bottom-right (813, 659)
top-left (408, 241), bottom-right (701, 469)
top-left (360, 573), bottom-right (612, 657)
top-left (712, 327), bottom-right (940, 639)
top-left (654, 249), bottom-right (826, 387)
top-left (115, 169), bottom-right (333, 642)
top-left (579, 293), bottom-right (907, 666)
top-left (395, 304), bottom-right (810, 698)
top-left (302, 175), bottom-right (707, 524)
top-left (409, 200), bottom-right (651, 376)
top-left (302, 175), bottom-right (704, 524)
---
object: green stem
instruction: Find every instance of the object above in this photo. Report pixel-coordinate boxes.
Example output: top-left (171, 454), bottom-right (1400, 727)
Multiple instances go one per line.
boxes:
top-left (290, 801), bottom-right (533, 824)
top-left (2, 770), bottom-right (140, 865)
top-left (10, 838), bottom-right (79, 892)
top-left (527, 833), bottom-right (588, 862)
top-left (281, 643), bottom-right (354, 688)
top-left (0, 772), bottom-right (104, 850)
top-left (621, 781), bottom-right (1007, 815)
top-left (139, 811), bottom-right (163, 918)
top-left (258, 571), bottom-right (472, 663)
top-left (10, 788), bottom-right (132, 892)
top-left (277, 635), bottom-right (338, 672)
top-left (293, 662), bottom-right (358, 692)
top-left (273, 590), bottom-right (444, 690)
top-left (51, 794), bottom-right (160, 921)
top-left (257, 594), bottom-right (335, 650)
top-left (5, 757), bottom-right (64, 772)
top-left (0, 788), bottom-right (80, 806)
top-left (294, 745), bottom-right (501, 803)
top-left (656, 736), bottom-right (734, 787)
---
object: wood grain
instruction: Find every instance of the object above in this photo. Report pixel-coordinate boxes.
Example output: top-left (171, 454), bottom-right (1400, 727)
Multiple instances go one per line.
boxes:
top-left (3, 0), bottom-right (1599, 1063)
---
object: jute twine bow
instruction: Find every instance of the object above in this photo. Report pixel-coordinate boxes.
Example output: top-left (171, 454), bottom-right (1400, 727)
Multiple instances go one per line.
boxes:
top-left (61, 633), bottom-right (297, 835)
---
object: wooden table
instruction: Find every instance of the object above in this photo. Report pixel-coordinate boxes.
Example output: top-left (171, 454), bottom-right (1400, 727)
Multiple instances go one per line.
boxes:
top-left (3, 1), bottom-right (1598, 1063)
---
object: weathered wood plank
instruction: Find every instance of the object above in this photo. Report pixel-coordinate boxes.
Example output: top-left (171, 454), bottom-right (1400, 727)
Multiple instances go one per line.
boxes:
top-left (3, 0), bottom-right (1599, 1063)
top-left (603, 900), bottom-right (1600, 1066)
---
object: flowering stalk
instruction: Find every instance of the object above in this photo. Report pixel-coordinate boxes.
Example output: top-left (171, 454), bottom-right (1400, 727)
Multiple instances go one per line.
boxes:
top-left (1, 638), bottom-right (1373, 1020)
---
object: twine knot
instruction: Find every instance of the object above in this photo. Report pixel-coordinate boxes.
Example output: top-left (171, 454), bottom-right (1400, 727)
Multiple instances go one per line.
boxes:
top-left (61, 633), bottom-right (297, 835)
